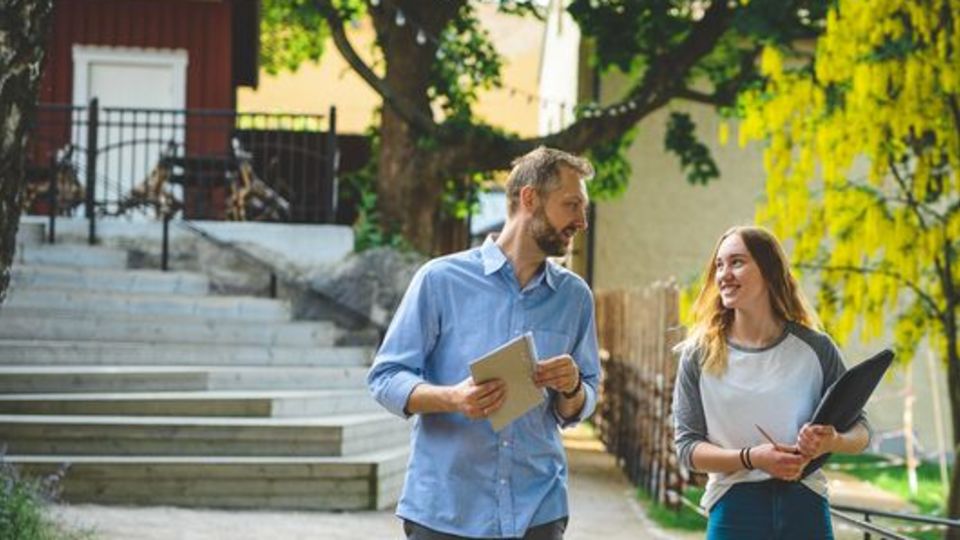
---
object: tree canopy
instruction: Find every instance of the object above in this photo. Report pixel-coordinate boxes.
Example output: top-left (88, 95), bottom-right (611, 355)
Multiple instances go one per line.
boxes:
top-left (262, 0), bottom-right (826, 254)
top-left (739, 0), bottom-right (960, 523)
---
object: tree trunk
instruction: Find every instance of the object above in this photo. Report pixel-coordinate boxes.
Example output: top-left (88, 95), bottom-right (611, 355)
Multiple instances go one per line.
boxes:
top-left (0, 0), bottom-right (54, 304)
top-left (945, 298), bottom-right (960, 539)
top-left (373, 2), bottom-right (453, 255)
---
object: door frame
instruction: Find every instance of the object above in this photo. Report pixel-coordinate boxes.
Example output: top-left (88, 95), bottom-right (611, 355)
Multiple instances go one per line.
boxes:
top-left (72, 44), bottom-right (189, 109)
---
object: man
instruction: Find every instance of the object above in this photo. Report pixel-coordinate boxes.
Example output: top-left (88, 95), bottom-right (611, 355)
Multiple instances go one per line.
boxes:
top-left (368, 146), bottom-right (601, 539)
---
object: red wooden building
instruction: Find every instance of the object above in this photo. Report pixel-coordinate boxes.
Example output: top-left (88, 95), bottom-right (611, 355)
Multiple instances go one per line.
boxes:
top-left (29, 1), bottom-right (349, 225)
top-left (29, 0), bottom-right (265, 220)
top-left (39, 0), bottom-right (259, 112)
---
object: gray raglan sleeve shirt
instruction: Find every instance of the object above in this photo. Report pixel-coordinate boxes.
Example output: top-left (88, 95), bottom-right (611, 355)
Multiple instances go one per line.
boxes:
top-left (673, 346), bottom-right (707, 472)
top-left (790, 324), bottom-right (873, 438)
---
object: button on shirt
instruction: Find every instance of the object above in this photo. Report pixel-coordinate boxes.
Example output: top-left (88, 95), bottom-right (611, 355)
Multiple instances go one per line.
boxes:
top-left (367, 237), bottom-right (601, 538)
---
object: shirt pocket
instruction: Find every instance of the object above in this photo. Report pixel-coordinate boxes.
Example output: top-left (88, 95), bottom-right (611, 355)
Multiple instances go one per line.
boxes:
top-left (532, 329), bottom-right (572, 360)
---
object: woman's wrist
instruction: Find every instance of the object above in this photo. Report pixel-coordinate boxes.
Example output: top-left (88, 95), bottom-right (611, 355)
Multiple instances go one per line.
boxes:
top-left (738, 446), bottom-right (755, 471)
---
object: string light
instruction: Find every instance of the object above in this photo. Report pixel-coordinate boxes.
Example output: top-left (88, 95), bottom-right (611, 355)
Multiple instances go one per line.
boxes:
top-left (361, 0), bottom-right (641, 118)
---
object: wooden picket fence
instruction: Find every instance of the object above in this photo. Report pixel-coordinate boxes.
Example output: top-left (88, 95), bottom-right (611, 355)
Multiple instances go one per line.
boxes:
top-left (594, 282), bottom-right (688, 509)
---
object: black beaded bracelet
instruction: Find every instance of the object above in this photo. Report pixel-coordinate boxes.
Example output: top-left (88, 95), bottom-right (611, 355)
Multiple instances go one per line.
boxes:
top-left (561, 375), bottom-right (583, 398)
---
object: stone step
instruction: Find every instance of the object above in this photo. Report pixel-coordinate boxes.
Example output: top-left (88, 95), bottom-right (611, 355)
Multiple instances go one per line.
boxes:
top-left (0, 339), bottom-right (371, 367)
top-left (6, 446), bottom-right (408, 510)
top-left (0, 413), bottom-right (409, 457)
top-left (0, 366), bottom-right (370, 393)
top-left (0, 389), bottom-right (380, 417)
top-left (5, 288), bottom-right (289, 321)
top-left (10, 265), bottom-right (210, 295)
top-left (0, 310), bottom-right (339, 347)
top-left (15, 222), bottom-right (44, 246)
top-left (16, 244), bottom-right (129, 269)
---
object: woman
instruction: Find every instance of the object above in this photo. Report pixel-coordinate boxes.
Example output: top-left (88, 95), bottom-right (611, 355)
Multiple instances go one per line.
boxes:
top-left (672, 226), bottom-right (870, 539)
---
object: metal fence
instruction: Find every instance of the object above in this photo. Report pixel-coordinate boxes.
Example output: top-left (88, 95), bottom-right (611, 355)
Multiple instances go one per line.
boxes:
top-left (594, 282), bottom-right (687, 509)
top-left (25, 99), bottom-right (339, 244)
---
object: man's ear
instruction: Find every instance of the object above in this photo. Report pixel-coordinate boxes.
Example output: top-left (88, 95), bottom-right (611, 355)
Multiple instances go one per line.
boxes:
top-left (519, 185), bottom-right (539, 212)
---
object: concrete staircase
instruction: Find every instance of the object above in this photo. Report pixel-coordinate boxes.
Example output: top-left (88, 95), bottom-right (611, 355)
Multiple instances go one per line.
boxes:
top-left (0, 225), bottom-right (408, 510)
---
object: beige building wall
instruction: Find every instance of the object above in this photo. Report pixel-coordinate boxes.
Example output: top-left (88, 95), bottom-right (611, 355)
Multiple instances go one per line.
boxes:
top-left (237, 6), bottom-right (545, 136)
top-left (591, 72), bottom-right (765, 291)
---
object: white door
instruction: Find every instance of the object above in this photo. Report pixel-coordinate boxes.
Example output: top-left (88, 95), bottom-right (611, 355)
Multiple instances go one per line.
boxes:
top-left (72, 45), bottom-right (188, 215)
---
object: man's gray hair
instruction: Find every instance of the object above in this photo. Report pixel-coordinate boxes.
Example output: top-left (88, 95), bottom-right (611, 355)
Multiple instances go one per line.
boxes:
top-left (505, 146), bottom-right (594, 215)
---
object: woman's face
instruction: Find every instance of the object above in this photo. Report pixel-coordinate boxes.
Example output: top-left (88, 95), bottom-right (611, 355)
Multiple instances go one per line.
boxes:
top-left (715, 233), bottom-right (768, 312)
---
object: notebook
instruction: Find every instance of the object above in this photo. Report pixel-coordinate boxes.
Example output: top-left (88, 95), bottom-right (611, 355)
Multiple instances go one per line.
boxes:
top-left (469, 332), bottom-right (546, 431)
top-left (801, 348), bottom-right (895, 477)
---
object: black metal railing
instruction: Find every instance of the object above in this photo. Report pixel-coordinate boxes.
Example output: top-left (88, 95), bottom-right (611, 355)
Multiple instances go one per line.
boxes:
top-left (25, 99), bottom-right (339, 247)
top-left (676, 495), bottom-right (960, 539)
top-left (832, 504), bottom-right (960, 539)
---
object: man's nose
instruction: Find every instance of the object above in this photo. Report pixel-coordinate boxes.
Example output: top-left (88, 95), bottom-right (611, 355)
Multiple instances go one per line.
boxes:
top-left (577, 207), bottom-right (588, 230)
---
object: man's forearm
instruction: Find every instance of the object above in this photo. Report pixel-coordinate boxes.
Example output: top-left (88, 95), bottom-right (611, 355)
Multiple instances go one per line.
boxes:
top-left (405, 383), bottom-right (456, 415)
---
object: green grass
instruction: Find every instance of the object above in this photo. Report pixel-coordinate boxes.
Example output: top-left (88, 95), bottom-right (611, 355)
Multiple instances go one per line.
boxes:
top-left (636, 485), bottom-right (708, 532)
top-left (0, 461), bottom-right (94, 540)
top-left (828, 453), bottom-right (947, 515)
top-left (827, 454), bottom-right (949, 540)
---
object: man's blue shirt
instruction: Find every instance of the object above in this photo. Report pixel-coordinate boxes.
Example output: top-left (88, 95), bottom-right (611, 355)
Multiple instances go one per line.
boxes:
top-left (367, 237), bottom-right (601, 538)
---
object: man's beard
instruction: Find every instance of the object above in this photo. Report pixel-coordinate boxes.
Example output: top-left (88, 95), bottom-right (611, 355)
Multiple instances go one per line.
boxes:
top-left (531, 206), bottom-right (573, 257)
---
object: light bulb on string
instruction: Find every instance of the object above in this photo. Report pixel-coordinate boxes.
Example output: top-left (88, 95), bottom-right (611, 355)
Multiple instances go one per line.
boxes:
top-left (395, 10), bottom-right (406, 26)
top-left (416, 29), bottom-right (427, 45)
top-left (370, 0), bottom-right (380, 6)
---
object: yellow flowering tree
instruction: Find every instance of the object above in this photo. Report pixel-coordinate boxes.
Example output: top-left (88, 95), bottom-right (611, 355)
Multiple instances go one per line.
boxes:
top-left (740, 0), bottom-right (960, 522)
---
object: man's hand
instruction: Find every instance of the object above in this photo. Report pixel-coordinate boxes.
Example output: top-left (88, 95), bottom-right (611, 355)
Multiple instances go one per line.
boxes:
top-left (750, 443), bottom-right (808, 480)
top-left (534, 355), bottom-right (580, 395)
top-left (451, 377), bottom-right (506, 420)
top-left (796, 423), bottom-right (839, 458)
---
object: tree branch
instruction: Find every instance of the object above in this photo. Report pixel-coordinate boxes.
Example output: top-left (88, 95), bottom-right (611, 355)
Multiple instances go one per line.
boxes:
top-left (313, 0), bottom-right (437, 134)
top-left (436, 0), bottom-right (735, 174)
top-left (796, 262), bottom-right (943, 319)
top-left (888, 154), bottom-right (930, 230)
top-left (675, 88), bottom-right (722, 105)
top-left (677, 45), bottom-right (762, 107)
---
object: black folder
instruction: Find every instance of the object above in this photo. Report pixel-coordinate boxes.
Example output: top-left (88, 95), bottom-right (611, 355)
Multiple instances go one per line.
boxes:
top-left (801, 349), bottom-right (895, 478)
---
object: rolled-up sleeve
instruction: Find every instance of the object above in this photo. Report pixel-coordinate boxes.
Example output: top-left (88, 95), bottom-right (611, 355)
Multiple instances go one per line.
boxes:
top-left (553, 287), bottom-right (601, 428)
top-left (673, 347), bottom-right (708, 471)
top-left (366, 264), bottom-right (440, 418)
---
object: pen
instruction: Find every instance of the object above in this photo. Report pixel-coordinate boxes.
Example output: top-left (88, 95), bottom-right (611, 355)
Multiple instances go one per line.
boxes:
top-left (755, 424), bottom-right (797, 454)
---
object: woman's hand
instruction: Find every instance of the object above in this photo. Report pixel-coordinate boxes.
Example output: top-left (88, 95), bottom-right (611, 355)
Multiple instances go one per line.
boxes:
top-left (796, 423), bottom-right (839, 459)
top-left (750, 443), bottom-right (808, 480)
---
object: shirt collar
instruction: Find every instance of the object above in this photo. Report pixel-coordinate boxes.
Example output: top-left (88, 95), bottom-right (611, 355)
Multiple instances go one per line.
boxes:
top-left (480, 235), bottom-right (508, 275)
top-left (480, 235), bottom-right (559, 291)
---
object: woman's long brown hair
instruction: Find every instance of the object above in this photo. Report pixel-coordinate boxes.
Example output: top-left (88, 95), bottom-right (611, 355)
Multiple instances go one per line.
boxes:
top-left (683, 226), bottom-right (820, 376)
